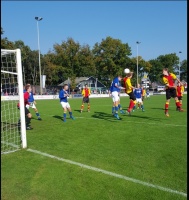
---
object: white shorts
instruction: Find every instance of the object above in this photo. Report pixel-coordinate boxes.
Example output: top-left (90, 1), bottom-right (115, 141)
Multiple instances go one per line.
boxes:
top-left (111, 91), bottom-right (120, 102)
top-left (147, 95), bottom-right (150, 97)
top-left (60, 102), bottom-right (70, 109)
top-left (29, 102), bottom-right (36, 109)
top-left (136, 98), bottom-right (142, 103)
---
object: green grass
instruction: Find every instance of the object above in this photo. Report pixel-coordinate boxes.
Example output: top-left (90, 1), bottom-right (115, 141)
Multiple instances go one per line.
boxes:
top-left (1, 95), bottom-right (187, 200)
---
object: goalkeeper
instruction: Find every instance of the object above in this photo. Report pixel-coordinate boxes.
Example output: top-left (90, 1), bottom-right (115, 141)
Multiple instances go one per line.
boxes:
top-left (17, 84), bottom-right (33, 130)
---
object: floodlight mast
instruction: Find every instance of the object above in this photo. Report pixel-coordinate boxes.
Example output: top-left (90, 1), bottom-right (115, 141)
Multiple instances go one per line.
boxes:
top-left (178, 51), bottom-right (182, 80)
top-left (35, 16), bottom-right (43, 95)
top-left (136, 41), bottom-right (141, 85)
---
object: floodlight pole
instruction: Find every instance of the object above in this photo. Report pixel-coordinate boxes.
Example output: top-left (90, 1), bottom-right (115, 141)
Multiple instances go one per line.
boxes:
top-left (178, 51), bottom-right (182, 80)
top-left (35, 17), bottom-right (43, 95)
top-left (136, 41), bottom-right (141, 85)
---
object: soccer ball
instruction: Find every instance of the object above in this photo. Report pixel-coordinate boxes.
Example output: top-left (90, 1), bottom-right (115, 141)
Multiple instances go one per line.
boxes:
top-left (124, 68), bottom-right (130, 74)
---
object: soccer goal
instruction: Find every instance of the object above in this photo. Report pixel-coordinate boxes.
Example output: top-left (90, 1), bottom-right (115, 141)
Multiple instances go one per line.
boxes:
top-left (1, 49), bottom-right (27, 154)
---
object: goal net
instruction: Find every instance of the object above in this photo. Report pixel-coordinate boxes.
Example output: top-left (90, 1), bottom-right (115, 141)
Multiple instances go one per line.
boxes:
top-left (1, 49), bottom-right (27, 154)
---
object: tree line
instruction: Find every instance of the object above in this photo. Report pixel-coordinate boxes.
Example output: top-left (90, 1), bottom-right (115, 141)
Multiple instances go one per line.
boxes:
top-left (1, 27), bottom-right (187, 89)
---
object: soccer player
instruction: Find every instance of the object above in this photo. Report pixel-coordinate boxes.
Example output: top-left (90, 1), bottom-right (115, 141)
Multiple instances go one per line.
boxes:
top-left (17, 84), bottom-right (33, 130)
top-left (141, 87), bottom-right (146, 102)
top-left (80, 84), bottom-right (91, 113)
top-left (146, 90), bottom-right (150, 100)
top-left (133, 84), bottom-right (145, 112)
top-left (110, 75), bottom-right (125, 119)
top-left (176, 82), bottom-right (184, 110)
top-left (109, 84), bottom-right (125, 115)
top-left (59, 84), bottom-right (75, 122)
top-left (25, 86), bottom-right (42, 120)
top-left (123, 71), bottom-right (136, 114)
top-left (162, 68), bottom-right (183, 117)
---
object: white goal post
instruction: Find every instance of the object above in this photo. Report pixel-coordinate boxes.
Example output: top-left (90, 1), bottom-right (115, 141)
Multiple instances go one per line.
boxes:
top-left (1, 49), bottom-right (27, 154)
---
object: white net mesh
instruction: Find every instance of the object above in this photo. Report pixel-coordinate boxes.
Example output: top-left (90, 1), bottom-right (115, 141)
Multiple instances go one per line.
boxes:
top-left (1, 50), bottom-right (22, 154)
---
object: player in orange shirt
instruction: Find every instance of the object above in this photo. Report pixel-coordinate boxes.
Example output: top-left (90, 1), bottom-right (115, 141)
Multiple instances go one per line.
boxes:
top-left (176, 82), bottom-right (184, 110)
top-left (162, 68), bottom-right (183, 117)
top-left (80, 84), bottom-right (91, 112)
top-left (123, 71), bottom-right (136, 114)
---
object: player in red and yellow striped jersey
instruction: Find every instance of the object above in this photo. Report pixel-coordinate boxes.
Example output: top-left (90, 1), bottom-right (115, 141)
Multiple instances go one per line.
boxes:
top-left (80, 84), bottom-right (91, 113)
top-left (162, 68), bottom-right (183, 117)
top-left (176, 82), bottom-right (184, 110)
top-left (123, 71), bottom-right (136, 114)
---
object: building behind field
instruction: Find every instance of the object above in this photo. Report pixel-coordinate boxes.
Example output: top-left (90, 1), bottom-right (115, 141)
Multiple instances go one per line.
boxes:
top-left (58, 76), bottom-right (107, 94)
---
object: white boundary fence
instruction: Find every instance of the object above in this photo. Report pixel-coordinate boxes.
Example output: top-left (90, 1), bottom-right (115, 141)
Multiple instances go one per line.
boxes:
top-left (1, 92), bottom-right (187, 101)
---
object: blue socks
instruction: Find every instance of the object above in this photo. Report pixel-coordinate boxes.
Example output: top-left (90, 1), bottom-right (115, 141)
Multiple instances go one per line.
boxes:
top-left (112, 106), bottom-right (115, 114)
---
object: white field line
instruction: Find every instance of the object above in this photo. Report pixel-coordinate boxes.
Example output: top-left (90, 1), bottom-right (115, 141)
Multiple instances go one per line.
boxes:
top-left (44, 114), bottom-right (187, 127)
top-left (1, 141), bottom-right (19, 148)
top-left (27, 148), bottom-right (187, 198)
top-left (1, 141), bottom-right (20, 154)
top-left (1, 141), bottom-right (187, 197)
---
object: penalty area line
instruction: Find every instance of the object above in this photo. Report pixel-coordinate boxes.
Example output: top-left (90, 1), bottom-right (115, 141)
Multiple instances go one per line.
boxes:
top-left (27, 148), bottom-right (187, 198)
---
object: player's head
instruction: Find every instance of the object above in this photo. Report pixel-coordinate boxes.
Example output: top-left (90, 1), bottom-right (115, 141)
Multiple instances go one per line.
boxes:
top-left (63, 84), bottom-right (68, 90)
top-left (117, 75), bottom-right (122, 81)
top-left (137, 83), bottom-right (140, 88)
top-left (178, 82), bottom-right (181, 86)
top-left (25, 84), bottom-right (31, 92)
top-left (162, 68), bottom-right (169, 76)
top-left (126, 72), bottom-right (133, 78)
top-left (85, 84), bottom-right (88, 88)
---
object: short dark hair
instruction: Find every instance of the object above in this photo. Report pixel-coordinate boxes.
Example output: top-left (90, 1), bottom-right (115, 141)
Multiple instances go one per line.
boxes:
top-left (163, 68), bottom-right (169, 72)
top-left (25, 84), bottom-right (31, 91)
top-left (85, 84), bottom-right (88, 87)
top-left (63, 84), bottom-right (68, 88)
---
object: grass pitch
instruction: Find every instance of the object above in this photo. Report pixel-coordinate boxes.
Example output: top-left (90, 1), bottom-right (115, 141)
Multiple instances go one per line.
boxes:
top-left (1, 94), bottom-right (187, 200)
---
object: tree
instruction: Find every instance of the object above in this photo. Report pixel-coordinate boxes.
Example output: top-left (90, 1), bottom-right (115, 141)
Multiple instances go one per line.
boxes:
top-left (1, 27), bottom-right (4, 35)
top-left (92, 36), bottom-right (132, 86)
top-left (148, 59), bottom-right (163, 83)
top-left (180, 60), bottom-right (187, 81)
top-left (14, 40), bottom-right (40, 85)
top-left (156, 53), bottom-right (178, 72)
top-left (77, 44), bottom-right (96, 77)
top-left (53, 37), bottom-right (80, 73)
top-left (1, 37), bottom-right (15, 49)
top-left (148, 53), bottom-right (179, 85)
top-left (43, 52), bottom-right (73, 86)
top-left (129, 56), bottom-right (152, 85)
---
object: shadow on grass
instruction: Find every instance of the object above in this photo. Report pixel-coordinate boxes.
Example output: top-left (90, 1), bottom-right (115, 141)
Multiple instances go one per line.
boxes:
top-left (31, 117), bottom-right (41, 121)
top-left (91, 111), bottom-right (121, 122)
top-left (150, 108), bottom-right (164, 110)
top-left (74, 109), bottom-right (81, 113)
top-left (122, 107), bottom-right (129, 110)
top-left (150, 107), bottom-right (179, 111)
top-left (124, 114), bottom-right (162, 121)
top-left (53, 115), bottom-right (63, 121)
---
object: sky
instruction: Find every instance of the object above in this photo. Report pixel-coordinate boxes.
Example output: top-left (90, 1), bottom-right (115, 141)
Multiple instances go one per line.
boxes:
top-left (1, 1), bottom-right (187, 62)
